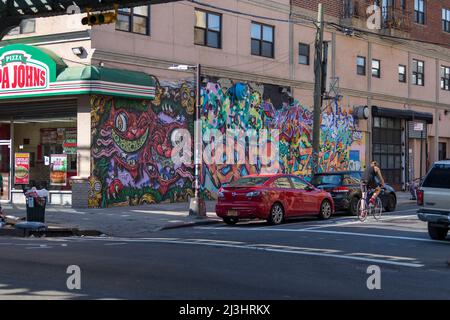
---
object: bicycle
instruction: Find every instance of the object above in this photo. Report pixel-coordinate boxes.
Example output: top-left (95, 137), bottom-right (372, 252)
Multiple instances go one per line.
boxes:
top-left (357, 183), bottom-right (383, 222)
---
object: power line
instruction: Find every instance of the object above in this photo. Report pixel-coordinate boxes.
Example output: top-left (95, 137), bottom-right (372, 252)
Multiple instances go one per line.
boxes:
top-left (187, 0), bottom-right (318, 26)
top-left (188, 0), bottom-right (449, 50)
top-left (326, 22), bottom-right (450, 49)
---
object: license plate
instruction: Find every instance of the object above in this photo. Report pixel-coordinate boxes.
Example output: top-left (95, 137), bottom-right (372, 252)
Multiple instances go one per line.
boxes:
top-left (227, 210), bottom-right (238, 216)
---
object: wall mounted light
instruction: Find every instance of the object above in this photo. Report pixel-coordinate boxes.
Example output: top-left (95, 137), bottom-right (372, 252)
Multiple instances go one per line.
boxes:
top-left (353, 105), bottom-right (369, 119)
top-left (72, 47), bottom-right (87, 58)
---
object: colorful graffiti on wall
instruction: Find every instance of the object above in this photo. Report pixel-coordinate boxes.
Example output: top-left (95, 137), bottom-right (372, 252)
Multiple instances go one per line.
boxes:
top-left (89, 77), bottom-right (365, 207)
top-left (89, 81), bottom-right (195, 208)
top-left (201, 80), bottom-right (365, 195)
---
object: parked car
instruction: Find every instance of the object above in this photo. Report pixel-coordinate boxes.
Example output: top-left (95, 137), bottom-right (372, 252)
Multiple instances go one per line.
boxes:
top-left (215, 174), bottom-right (334, 225)
top-left (417, 160), bottom-right (450, 240)
top-left (310, 171), bottom-right (397, 216)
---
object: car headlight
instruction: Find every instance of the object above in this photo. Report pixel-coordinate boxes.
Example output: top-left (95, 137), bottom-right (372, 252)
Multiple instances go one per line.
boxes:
top-left (218, 191), bottom-right (225, 198)
top-left (246, 191), bottom-right (261, 197)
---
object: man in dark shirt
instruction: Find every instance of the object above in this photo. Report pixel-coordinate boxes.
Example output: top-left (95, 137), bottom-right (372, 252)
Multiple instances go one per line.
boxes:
top-left (362, 160), bottom-right (385, 205)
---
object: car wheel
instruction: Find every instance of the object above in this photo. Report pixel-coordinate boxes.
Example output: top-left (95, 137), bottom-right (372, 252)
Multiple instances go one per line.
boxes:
top-left (349, 196), bottom-right (360, 216)
top-left (427, 224), bottom-right (448, 240)
top-left (223, 217), bottom-right (238, 225)
top-left (319, 200), bottom-right (332, 220)
top-left (268, 203), bottom-right (284, 225)
top-left (384, 194), bottom-right (396, 212)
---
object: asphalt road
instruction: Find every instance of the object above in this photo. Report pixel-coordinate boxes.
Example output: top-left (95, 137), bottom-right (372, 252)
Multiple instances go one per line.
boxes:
top-left (0, 203), bottom-right (448, 300)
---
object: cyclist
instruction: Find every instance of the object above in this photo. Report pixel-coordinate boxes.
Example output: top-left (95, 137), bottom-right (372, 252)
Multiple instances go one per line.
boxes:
top-left (362, 160), bottom-right (385, 205)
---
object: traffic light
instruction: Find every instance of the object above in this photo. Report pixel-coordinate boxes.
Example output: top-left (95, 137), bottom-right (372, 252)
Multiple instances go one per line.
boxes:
top-left (81, 5), bottom-right (118, 26)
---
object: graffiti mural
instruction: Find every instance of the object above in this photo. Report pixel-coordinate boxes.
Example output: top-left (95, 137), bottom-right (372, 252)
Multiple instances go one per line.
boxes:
top-left (90, 81), bottom-right (195, 208)
top-left (201, 80), bottom-right (365, 196)
top-left (89, 77), bottom-right (365, 206)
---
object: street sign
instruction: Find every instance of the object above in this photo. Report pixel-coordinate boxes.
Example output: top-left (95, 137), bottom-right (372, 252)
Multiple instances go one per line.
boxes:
top-left (413, 122), bottom-right (424, 131)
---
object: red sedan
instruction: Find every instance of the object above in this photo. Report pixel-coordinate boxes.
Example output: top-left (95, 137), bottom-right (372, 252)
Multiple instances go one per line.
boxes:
top-left (216, 174), bottom-right (334, 225)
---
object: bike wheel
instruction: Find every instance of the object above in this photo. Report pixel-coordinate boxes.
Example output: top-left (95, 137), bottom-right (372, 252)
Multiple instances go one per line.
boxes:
top-left (357, 199), bottom-right (368, 222)
top-left (372, 197), bottom-right (383, 221)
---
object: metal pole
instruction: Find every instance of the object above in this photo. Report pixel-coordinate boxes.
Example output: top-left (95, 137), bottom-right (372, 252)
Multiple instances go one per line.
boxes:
top-left (9, 117), bottom-right (13, 203)
top-left (312, 3), bottom-right (324, 174)
top-left (189, 64), bottom-right (206, 217)
top-left (420, 128), bottom-right (423, 179)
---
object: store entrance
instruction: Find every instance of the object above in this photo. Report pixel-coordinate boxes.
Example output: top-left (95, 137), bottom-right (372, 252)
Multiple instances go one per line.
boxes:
top-left (0, 98), bottom-right (78, 204)
top-left (0, 139), bottom-right (11, 201)
top-left (11, 117), bottom-right (78, 201)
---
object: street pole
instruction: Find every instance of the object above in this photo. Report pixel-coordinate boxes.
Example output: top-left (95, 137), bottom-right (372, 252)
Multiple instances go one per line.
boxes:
top-left (420, 128), bottom-right (423, 179)
top-left (312, 3), bottom-right (324, 174)
top-left (189, 63), bottom-right (206, 217)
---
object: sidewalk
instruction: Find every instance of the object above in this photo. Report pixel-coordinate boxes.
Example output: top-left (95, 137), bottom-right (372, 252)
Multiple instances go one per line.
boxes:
top-left (1, 201), bottom-right (221, 238)
top-left (396, 191), bottom-right (417, 205)
top-left (0, 191), bottom-right (416, 238)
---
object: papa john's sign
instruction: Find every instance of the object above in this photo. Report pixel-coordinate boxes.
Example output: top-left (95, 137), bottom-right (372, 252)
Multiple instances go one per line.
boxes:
top-left (0, 44), bottom-right (57, 98)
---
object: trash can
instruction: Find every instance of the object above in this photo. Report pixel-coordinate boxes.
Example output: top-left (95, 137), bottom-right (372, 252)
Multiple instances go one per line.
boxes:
top-left (26, 196), bottom-right (46, 223)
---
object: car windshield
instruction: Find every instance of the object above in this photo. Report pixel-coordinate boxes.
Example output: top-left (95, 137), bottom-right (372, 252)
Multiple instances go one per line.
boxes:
top-left (228, 177), bottom-right (269, 187)
top-left (311, 174), bottom-right (341, 186)
top-left (343, 172), bottom-right (362, 185)
top-left (422, 164), bottom-right (450, 188)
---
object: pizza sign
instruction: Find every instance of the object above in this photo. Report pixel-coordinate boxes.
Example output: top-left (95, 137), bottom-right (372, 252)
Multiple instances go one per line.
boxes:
top-left (0, 50), bottom-right (49, 91)
top-left (0, 44), bottom-right (56, 97)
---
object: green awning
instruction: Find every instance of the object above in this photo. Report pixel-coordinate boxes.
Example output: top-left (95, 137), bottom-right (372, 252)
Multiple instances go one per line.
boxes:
top-left (0, 44), bottom-right (155, 100)
top-left (57, 66), bottom-right (156, 88)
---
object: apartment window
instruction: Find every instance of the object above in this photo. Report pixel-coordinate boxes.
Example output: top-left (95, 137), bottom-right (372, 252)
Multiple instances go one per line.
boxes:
top-left (298, 43), bottom-right (310, 65)
top-left (357, 56), bottom-right (366, 75)
top-left (8, 19), bottom-right (35, 35)
top-left (116, 6), bottom-right (150, 35)
top-left (441, 66), bottom-right (450, 91)
top-left (412, 59), bottom-right (425, 86)
top-left (398, 65), bottom-right (406, 83)
top-left (251, 22), bottom-right (274, 58)
top-left (439, 142), bottom-right (447, 161)
top-left (372, 59), bottom-right (381, 78)
top-left (194, 10), bottom-right (221, 49)
top-left (443, 8), bottom-right (450, 33)
top-left (400, 0), bottom-right (406, 13)
top-left (414, 0), bottom-right (425, 24)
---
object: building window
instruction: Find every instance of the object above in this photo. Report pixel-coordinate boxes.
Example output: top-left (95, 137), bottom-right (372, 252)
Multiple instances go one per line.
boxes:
top-left (194, 10), bottom-right (221, 49)
top-left (414, 0), bottom-right (425, 25)
top-left (412, 59), bottom-right (424, 86)
top-left (116, 6), bottom-right (150, 35)
top-left (372, 116), bottom-right (403, 186)
top-left (298, 43), bottom-right (310, 65)
top-left (372, 59), bottom-right (381, 78)
top-left (8, 19), bottom-right (35, 35)
top-left (443, 8), bottom-right (450, 33)
top-left (441, 66), bottom-right (450, 91)
top-left (400, 0), bottom-right (406, 13)
top-left (357, 56), bottom-right (366, 75)
top-left (251, 22), bottom-right (274, 58)
top-left (439, 142), bottom-right (447, 161)
top-left (398, 65), bottom-right (406, 83)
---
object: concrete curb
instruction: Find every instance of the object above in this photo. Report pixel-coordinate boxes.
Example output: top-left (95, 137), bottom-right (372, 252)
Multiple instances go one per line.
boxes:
top-left (397, 200), bottom-right (416, 205)
top-left (157, 219), bottom-right (221, 231)
top-left (0, 227), bottom-right (104, 238)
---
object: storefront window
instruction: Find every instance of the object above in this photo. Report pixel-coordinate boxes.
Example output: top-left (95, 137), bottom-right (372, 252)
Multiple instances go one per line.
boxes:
top-left (12, 120), bottom-right (77, 191)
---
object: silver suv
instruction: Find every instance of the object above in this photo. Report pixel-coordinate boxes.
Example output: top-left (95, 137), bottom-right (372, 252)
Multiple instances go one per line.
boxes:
top-left (417, 160), bottom-right (450, 240)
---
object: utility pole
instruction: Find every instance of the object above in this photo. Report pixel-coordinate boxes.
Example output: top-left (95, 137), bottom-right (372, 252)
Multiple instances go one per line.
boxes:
top-left (420, 128), bottom-right (423, 179)
top-left (168, 63), bottom-right (206, 217)
top-left (312, 3), bottom-right (324, 174)
top-left (189, 63), bottom-right (206, 217)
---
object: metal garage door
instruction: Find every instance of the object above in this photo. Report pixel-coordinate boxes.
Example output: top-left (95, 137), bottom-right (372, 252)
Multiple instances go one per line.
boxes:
top-left (0, 98), bottom-right (78, 120)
